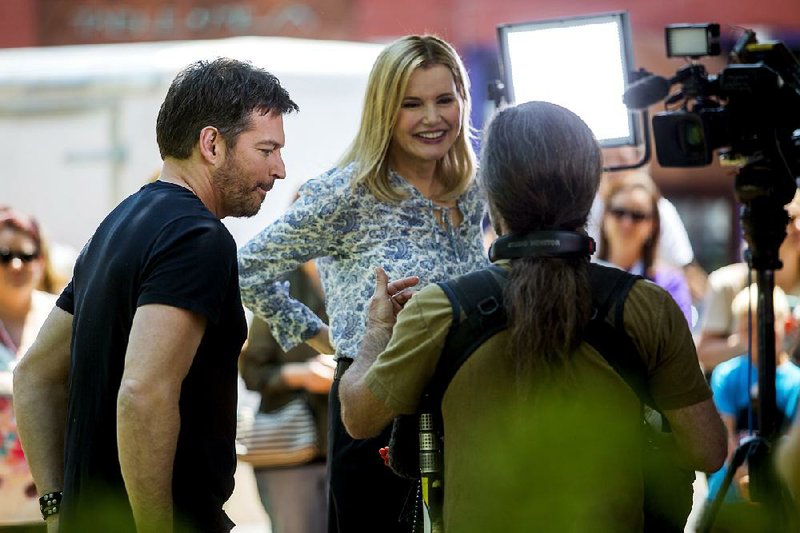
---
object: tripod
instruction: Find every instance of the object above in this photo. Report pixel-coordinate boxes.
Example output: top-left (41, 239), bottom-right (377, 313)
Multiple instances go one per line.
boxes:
top-left (697, 161), bottom-right (798, 532)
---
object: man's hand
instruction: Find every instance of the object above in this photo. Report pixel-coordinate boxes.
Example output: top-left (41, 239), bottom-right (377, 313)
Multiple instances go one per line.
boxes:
top-left (365, 267), bottom-right (419, 331)
top-left (339, 267), bottom-right (419, 439)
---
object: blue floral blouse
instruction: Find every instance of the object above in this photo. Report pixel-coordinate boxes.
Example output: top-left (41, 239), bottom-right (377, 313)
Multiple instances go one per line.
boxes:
top-left (238, 163), bottom-right (489, 359)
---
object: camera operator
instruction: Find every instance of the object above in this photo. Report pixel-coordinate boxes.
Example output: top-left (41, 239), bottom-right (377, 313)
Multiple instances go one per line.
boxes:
top-left (339, 101), bottom-right (726, 532)
top-left (697, 192), bottom-right (800, 374)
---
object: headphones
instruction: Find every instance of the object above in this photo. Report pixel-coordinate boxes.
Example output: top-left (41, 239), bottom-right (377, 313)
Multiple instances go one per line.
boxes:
top-left (489, 230), bottom-right (596, 262)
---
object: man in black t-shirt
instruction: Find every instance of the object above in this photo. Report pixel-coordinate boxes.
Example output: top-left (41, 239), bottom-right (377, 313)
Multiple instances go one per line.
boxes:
top-left (13, 58), bottom-right (298, 533)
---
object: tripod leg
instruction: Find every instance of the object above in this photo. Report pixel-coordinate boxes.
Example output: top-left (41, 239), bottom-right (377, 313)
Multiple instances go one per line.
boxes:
top-left (696, 439), bottom-right (759, 533)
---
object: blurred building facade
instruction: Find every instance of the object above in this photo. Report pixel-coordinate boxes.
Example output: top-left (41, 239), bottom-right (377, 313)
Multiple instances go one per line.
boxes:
top-left (1, 0), bottom-right (799, 271)
top-left (4, 1), bottom-right (798, 49)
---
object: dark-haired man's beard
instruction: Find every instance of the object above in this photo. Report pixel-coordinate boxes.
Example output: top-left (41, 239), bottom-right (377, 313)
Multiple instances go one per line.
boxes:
top-left (212, 154), bottom-right (264, 218)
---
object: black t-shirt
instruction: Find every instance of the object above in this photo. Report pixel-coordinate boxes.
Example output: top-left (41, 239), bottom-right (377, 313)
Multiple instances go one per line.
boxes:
top-left (56, 181), bottom-right (246, 532)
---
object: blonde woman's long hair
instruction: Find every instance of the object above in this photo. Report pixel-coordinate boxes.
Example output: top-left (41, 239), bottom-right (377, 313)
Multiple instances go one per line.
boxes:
top-left (340, 35), bottom-right (475, 203)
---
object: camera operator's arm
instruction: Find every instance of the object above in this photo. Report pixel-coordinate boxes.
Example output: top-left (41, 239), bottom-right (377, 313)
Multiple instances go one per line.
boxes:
top-left (632, 281), bottom-right (727, 472)
top-left (663, 399), bottom-right (727, 472)
top-left (708, 362), bottom-right (741, 463)
top-left (340, 268), bottom-right (419, 439)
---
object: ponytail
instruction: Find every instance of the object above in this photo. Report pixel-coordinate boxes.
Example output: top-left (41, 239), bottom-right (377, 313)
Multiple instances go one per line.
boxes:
top-left (504, 257), bottom-right (592, 381)
top-left (478, 101), bottom-right (602, 387)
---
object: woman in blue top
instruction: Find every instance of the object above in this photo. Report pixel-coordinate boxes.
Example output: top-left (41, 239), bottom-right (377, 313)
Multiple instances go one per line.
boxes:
top-left (238, 35), bottom-right (488, 533)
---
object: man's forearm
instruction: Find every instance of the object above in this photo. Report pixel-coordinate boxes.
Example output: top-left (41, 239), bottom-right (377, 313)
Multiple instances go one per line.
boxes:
top-left (339, 267), bottom-right (418, 439)
top-left (117, 384), bottom-right (180, 532)
top-left (664, 398), bottom-right (727, 473)
top-left (339, 324), bottom-right (394, 439)
top-left (13, 374), bottom-right (68, 494)
top-left (13, 307), bottom-right (73, 498)
top-left (347, 325), bottom-right (392, 379)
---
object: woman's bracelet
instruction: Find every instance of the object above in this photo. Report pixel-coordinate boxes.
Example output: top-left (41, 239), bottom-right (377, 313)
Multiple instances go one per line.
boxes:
top-left (39, 491), bottom-right (63, 519)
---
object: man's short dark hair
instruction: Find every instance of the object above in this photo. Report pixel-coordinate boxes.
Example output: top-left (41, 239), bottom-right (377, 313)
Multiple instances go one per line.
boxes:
top-left (156, 58), bottom-right (299, 160)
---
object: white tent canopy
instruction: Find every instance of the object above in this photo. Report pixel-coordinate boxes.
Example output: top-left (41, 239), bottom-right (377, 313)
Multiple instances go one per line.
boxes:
top-left (0, 36), bottom-right (384, 252)
top-left (0, 36), bottom-right (383, 90)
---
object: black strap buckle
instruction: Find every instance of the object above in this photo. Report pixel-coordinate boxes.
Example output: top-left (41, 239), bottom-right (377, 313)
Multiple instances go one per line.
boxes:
top-left (477, 296), bottom-right (500, 315)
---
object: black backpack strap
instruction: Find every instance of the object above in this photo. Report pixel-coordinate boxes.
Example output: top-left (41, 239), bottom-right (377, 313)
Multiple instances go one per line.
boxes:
top-left (422, 266), bottom-right (509, 408)
top-left (585, 264), bottom-right (660, 412)
top-left (422, 263), bottom-right (663, 423)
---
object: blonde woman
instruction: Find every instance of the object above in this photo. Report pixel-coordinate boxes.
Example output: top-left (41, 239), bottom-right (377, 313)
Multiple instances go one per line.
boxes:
top-left (239, 35), bottom-right (488, 532)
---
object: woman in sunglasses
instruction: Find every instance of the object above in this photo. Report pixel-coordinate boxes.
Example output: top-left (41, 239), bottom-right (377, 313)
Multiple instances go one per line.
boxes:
top-left (0, 206), bottom-right (59, 528)
top-left (598, 174), bottom-right (693, 324)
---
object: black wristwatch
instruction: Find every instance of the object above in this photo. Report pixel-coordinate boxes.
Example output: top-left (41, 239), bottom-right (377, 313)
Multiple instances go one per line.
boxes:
top-left (39, 491), bottom-right (62, 520)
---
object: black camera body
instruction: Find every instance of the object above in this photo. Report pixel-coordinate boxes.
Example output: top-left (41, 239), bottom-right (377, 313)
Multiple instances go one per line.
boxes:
top-left (625, 25), bottom-right (800, 174)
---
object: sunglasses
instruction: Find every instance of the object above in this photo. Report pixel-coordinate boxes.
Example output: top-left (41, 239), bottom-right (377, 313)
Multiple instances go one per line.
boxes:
top-left (608, 208), bottom-right (652, 223)
top-left (0, 249), bottom-right (40, 264)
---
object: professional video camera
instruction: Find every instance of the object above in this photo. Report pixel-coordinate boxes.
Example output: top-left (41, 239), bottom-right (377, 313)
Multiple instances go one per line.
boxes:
top-left (627, 24), bottom-right (800, 272)
top-left (625, 24), bottom-right (800, 532)
top-left (624, 23), bottom-right (800, 170)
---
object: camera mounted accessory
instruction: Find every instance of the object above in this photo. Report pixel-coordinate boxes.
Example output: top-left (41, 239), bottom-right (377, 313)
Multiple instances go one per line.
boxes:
top-left (39, 491), bottom-right (62, 519)
top-left (488, 230), bottom-right (596, 262)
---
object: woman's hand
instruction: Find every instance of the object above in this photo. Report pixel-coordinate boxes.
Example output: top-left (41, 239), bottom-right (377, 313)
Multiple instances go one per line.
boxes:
top-left (306, 325), bottom-right (334, 355)
top-left (304, 358), bottom-right (335, 394)
top-left (281, 359), bottom-right (334, 394)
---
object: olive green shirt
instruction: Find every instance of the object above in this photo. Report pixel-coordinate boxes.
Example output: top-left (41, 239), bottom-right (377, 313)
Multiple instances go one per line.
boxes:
top-left (365, 277), bottom-right (711, 532)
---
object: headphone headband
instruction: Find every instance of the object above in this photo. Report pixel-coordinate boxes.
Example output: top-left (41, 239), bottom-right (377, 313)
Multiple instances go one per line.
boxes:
top-left (489, 231), bottom-right (596, 262)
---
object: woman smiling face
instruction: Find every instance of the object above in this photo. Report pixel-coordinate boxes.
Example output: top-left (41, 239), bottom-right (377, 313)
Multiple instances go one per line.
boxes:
top-left (388, 64), bottom-right (462, 176)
